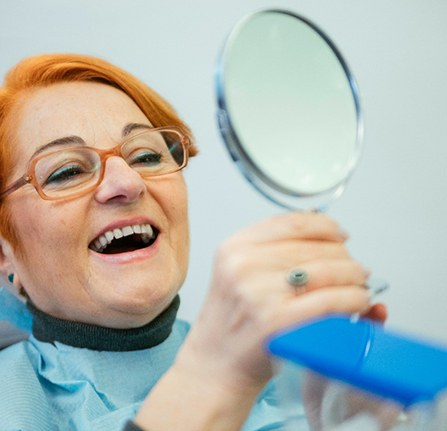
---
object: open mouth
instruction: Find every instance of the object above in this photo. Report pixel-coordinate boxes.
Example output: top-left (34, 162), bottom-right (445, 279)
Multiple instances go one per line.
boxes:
top-left (89, 224), bottom-right (159, 254)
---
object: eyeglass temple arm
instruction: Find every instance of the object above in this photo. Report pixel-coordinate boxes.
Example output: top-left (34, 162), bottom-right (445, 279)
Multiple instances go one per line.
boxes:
top-left (0, 176), bottom-right (30, 199)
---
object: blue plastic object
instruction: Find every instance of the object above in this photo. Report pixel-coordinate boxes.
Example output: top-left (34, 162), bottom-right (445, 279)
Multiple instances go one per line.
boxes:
top-left (267, 315), bottom-right (447, 407)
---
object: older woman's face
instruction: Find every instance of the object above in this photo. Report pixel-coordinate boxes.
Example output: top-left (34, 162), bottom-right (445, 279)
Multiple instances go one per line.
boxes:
top-left (4, 82), bottom-right (190, 328)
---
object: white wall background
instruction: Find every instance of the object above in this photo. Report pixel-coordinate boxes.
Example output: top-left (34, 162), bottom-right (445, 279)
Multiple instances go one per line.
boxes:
top-left (1, 0), bottom-right (446, 344)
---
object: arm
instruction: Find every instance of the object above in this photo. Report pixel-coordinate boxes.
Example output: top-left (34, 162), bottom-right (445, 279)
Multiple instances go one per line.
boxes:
top-left (134, 212), bottom-right (379, 431)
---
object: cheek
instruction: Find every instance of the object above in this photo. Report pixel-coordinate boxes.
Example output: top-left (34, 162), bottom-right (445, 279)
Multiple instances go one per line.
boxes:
top-left (170, 193), bottom-right (189, 251)
top-left (9, 197), bottom-right (83, 263)
top-left (168, 194), bottom-right (190, 283)
top-left (172, 183), bottom-right (189, 237)
top-left (156, 179), bottom-right (190, 251)
top-left (8, 200), bottom-right (47, 257)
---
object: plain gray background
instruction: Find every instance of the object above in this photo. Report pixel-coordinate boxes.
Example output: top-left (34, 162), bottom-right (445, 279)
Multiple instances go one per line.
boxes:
top-left (1, 0), bottom-right (446, 344)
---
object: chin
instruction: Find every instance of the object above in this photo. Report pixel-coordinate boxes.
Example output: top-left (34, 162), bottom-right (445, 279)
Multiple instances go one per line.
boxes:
top-left (103, 285), bottom-right (177, 318)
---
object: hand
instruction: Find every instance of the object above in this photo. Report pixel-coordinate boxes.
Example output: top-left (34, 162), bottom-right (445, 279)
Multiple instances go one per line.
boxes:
top-left (135, 212), bottom-right (377, 431)
top-left (177, 212), bottom-right (372, 392)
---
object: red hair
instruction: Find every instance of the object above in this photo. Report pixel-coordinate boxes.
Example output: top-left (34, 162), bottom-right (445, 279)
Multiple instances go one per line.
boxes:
top-left (0, 53), bottom-right (197, 248)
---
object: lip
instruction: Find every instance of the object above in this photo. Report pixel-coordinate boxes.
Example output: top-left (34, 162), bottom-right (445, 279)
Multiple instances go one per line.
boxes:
top-left (89, 216), bottom-right (158, 244)
top-left (88, 216), bottom-right (160, 264)
top-left (89, 233), bottom-right (160, 264)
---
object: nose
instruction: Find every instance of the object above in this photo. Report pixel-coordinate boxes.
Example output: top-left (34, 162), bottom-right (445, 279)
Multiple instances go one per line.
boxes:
top-left (94, 156), bottom-right (146, 204)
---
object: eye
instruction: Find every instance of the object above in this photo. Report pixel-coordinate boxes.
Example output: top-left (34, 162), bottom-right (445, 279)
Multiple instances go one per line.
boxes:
top-left (129, 150), bottom-right (162, 167)
top-left (35, 148), bottom-right (100, 190)
top-left (44, 164), bottom-right (87, 185)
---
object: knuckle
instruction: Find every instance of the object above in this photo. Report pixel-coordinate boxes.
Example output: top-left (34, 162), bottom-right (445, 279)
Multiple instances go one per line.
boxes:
top-left (214, 240), bottom-right (250, 282)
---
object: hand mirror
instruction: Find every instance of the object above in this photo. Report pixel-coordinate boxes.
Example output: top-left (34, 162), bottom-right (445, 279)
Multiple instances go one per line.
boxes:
top-left (215, 9), bottom-right (388, 294)
top-left (215, 9), bottom-right (362, 211)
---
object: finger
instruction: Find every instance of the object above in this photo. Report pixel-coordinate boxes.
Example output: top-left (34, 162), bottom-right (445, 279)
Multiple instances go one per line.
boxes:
top-left (287, 259), bottom-right (369, 293)
top-left (219, 262), bottom-right (368, 311)
top-left (229, 212), bottom-right (348, 245)
top-left (233, 242), bottom-right (352, 272)
top-left (270, 286), bottom-right (371, 332)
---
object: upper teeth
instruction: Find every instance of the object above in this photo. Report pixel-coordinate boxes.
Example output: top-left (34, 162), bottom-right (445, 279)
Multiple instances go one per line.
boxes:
top-left (91, 224), bottom-right (154, 253)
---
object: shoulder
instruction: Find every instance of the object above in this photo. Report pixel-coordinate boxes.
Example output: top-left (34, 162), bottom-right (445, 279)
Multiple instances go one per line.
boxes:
top-left (0, 339), bottom-right (36, 371)
top-left (0, 341), bottom-right (55, 430)
top-left (0, 340), bottom-right (42, 391)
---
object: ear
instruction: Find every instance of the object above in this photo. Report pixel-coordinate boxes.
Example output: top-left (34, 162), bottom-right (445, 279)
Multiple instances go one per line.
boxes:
top-left (0, 235), bottom-right (17, 280)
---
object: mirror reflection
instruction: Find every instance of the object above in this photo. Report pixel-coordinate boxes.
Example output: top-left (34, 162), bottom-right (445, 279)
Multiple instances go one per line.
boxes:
top-left (216, 10), bottom-right (362, 210)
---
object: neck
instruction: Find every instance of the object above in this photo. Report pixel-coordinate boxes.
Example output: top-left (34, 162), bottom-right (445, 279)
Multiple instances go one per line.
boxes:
top-left (26, 295), bottom-right (180, 351)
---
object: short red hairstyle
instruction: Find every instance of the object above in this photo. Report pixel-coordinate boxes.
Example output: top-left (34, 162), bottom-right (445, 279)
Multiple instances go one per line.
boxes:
top-left (0, 53), bottom-right (197, 249)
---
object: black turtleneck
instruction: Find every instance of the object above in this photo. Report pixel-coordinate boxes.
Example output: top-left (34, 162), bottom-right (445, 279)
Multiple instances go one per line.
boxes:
top-left (26, 295), bottom-right (180, 351)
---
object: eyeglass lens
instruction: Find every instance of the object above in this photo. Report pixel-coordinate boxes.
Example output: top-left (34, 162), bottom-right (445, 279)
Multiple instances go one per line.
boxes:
top-left (33, 130), bottom-right (185, 198)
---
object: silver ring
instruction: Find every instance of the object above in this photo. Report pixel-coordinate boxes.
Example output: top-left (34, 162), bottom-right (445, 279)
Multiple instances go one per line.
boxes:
top-left (287, 268), bottom-right (309, 288)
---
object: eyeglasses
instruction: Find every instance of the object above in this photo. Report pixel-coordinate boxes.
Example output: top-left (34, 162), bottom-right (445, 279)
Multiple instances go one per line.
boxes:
top-left (0, 126), bottom-right (189, 201)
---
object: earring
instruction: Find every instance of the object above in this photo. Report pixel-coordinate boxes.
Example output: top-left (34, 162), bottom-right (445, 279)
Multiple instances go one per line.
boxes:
top-left (7, 273), bottom-right (14, 283)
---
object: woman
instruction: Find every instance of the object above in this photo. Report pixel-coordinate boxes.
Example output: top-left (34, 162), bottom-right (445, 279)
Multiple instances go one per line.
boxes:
top-left (0, 53), bottom-right (385, 431)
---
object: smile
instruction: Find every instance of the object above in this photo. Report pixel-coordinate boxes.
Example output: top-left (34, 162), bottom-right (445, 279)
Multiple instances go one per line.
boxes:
top-left (89, 224), bottom-right (158, 254)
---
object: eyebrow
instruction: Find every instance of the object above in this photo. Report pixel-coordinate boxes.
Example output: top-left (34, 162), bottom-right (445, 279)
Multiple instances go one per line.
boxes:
top-left (31, 123), bottom-right (153, 159)
top-left (122, 123), bottom-right (152, 137)
top-left (31, 136), bottom-right (86, 159)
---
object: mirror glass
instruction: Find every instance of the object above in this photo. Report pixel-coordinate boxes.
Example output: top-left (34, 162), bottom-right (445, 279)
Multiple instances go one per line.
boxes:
top-left (215, 9), bottom-right (362, 210)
